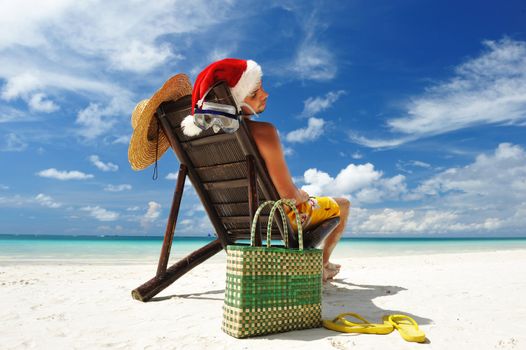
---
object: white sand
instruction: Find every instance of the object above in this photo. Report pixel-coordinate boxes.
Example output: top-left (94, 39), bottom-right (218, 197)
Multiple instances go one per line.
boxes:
top-left (1, 249), bottom-right (526, 350)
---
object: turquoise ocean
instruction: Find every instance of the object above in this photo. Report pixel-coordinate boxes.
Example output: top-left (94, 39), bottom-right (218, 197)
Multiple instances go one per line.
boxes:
top-left (1, 235), bottom-right (526, 265)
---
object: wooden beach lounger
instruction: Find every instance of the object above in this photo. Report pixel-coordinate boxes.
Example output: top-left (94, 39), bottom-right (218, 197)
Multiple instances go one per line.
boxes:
top-left (131, 81), bottom-right (341, 302)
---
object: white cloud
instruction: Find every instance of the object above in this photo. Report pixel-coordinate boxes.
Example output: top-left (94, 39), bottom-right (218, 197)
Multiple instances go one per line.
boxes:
top-left (0, 105), bottom-right (29, 123)
top-left (396, 160), bottom-right (432, 174)
top-left (1, 74), bottom-right (58, 113)
top-left (356, 208), bottom-right (459, 234)
top-left (300, 162), bottom-right (406, 205)
top-left (180, 219), bottom-right (193, 226)
top-left (37, 168), bottom-right (94, 180)
top-left (0, 71), bottom-right (134, 136)
top-left (207, 47), bottom-right (236, 63)
top-left (291, 11), bottom-right (337, 82)
top-left (104, 184), bottom-right (132, 192)
top-left (0, 184), bottom-right (9, 190)
top-left (0, 1), bottom-right (244, 141)
top-left (165, 173), bottom-right (194, 191)
top-left (165, 172), bottom-right (178, 180)
top-left (351, 151), bottom-right (363, 159)
top-left (301, 90), bottom-right (345, 117)
top-left (350, 207), bottom-right (508, 235)
top-left (347, 143), bottom-right (526, 235)
top-left (410, 143), bottom-right (526, 203)
top-left (112, 135), bottom-right (130, 144)
top-left (109, 41), bottom-right (181, 73)
top-left (0, 133), bottom-right (27, 152)
top-left (1, 72), bottom-right (42, 100)
top-left (304, 163), bottom-right (380, 194)
top-left (0, 1), bottom-right (225, 72)
top-left (0, 194), bottom-right (28, 207)
top-left (35, 193), bottom-right (62, 208)
top-left (81, 206), bottom-right (119, 221)
top-left (96, 225), bottom-right (124, 233)
top-left (173, 211), bottom-right (215, 236)
top-left (267, 4), bottom-right (337, 82)
top-left (76, 97), bottom-right (131, 140)
top-left (89, 155), bottom-right (118, 172)
top-left (292, 176), bottom-right (304, 185)
top-left (144, 201), bottom-right (161, 220)
top-left (410, 160), bottom-right (431, 168)
top-left (352, 38), bottom-right (526, 148)
top-left (349, 133), bottom-right (415, 149)
top-left (0, 0), bottom-right (73, 49)
top-left (283, 146), bottom-right (295, 156)
top-left (292, 43), bottom-right (337, 81)
top-left (126, 206), bottom-right (140, 211)
top-left (28, 93), bottom-right (59, 113)
top-left (141, 201), bottom-right (161, 227)
top-left (285, 117), bottom-right (325, 143)
top-left (0, 1), bottom-right (245, 84)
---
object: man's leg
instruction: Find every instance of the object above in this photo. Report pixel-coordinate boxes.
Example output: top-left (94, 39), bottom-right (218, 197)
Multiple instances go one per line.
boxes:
top-left (322, 197), bottom-right (350, 280)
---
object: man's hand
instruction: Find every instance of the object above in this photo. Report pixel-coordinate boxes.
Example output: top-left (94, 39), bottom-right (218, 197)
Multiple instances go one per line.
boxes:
top-left (283, 189), bottom-right (309, 214)
top-left (296, 189), bottom-right (310, 205)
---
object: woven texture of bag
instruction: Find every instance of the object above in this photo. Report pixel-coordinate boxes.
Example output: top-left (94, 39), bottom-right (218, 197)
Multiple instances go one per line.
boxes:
top-left (222, 199), bottom-right (323, 338)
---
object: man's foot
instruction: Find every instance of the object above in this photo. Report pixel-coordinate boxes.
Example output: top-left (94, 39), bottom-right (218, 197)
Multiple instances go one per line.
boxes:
top-left (323, 262), bottom-right (341, 282)
top-left (326, 261), bottom-right (341, 270)
top-left (323, 266), bottom-right (339, 281)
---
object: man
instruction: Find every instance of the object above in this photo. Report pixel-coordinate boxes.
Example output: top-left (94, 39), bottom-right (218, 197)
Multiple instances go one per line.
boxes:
top-left (182, 58), bottom-right (351, 281)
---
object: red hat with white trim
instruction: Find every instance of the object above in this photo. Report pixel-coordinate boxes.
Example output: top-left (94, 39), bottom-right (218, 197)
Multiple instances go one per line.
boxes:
top-left (181, 58), bottom-right (262, 136)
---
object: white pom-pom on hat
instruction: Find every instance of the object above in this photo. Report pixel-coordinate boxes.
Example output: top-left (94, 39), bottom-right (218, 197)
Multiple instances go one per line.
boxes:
top-left (181, 115), bottom-right (203, 136)
top-left (230, 60), bottom-right (262, 107)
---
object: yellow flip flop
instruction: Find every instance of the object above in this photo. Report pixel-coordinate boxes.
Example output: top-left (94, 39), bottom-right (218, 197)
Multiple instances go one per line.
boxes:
top-left (323, 312), bottom-right (394, 334)
top-left (383, 314), bottom-right (426, 343)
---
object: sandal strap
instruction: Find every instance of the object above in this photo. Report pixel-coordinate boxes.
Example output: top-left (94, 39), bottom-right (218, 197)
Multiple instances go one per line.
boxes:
top-left (334, 312), bottom-right (371, 326)
top-left (388, 314), bottom-right (419, 329)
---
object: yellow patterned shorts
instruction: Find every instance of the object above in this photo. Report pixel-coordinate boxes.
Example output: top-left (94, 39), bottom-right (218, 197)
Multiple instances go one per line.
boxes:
top-left (285, 196), bottom-right (340, 233)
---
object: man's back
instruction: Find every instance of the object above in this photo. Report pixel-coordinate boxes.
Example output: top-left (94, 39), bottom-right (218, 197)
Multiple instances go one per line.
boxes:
top-left (245, 119), bottom-right (308, 206)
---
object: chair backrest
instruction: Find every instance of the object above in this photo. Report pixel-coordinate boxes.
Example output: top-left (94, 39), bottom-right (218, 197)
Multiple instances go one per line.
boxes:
top-left (156, 82), bottom-right (296, 247)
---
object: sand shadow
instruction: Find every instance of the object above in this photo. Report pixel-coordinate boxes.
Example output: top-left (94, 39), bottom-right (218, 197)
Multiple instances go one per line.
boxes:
top-left (323, 279), bottom-right (432, 325)
top-left (262, 279), bottom-right (432, 342)
top-left (147, 277), bottom-right (432, 342)
top-left (150, 289), bottom-right (225, 302)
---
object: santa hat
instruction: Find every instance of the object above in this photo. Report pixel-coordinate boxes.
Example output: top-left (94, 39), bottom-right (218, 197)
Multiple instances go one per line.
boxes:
top-left (181, 58), bottom-right (262, 136)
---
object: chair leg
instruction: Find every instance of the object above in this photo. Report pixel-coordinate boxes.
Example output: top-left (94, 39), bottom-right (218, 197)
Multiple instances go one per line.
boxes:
top-left (132, 239), bottom-right (223, 302)
top-left (131, 163), bottom-right (224, 302)
top-left (157, 164), bottom-right (187, 277)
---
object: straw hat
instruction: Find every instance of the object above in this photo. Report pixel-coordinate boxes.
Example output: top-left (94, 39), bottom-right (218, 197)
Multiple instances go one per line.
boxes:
top-left (128, 74), bottom-right (192, 170)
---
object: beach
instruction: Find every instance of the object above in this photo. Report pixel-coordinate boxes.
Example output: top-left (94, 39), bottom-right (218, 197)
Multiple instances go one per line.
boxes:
top-left (1, 241), bottom-right (526, 350)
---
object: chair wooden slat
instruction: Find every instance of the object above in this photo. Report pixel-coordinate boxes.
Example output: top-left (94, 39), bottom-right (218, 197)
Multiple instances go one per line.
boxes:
top-left (182, 133), bottom-right (236, 147)
top-left (203, 178), bottom-right (248, 190)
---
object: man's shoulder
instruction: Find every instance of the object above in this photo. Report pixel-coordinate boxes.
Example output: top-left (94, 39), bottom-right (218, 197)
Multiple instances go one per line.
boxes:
top-left (245, 119), bottom-right (276, 131)
top-left (245, 119), bottom-right (278, 144)
top-left (244, 118), bottom-right (273, 126)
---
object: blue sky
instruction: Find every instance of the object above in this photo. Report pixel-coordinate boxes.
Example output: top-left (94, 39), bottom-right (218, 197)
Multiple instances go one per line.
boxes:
top-left (1, 1), bottom-right (525, 237)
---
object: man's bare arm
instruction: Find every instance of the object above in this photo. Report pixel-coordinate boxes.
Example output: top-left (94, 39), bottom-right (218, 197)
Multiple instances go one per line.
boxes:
top-left (245, 120), bottom-right (308, 204)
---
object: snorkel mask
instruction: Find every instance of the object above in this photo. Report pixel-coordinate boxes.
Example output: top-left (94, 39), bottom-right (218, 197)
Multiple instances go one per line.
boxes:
top-left (193, 101), bottom-right (240, 134)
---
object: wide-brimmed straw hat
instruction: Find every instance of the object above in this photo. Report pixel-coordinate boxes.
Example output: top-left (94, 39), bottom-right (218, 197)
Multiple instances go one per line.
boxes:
top-left (128, 74), bottom-right (192, 170)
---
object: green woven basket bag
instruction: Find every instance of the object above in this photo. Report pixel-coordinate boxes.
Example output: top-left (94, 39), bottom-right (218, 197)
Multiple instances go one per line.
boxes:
top-left (222, 199), bottom-right (323, 338)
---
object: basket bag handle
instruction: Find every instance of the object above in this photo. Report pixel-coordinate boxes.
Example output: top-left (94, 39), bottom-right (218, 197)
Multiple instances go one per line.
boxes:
top-left (250, 199), bottom-right (304, 250)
